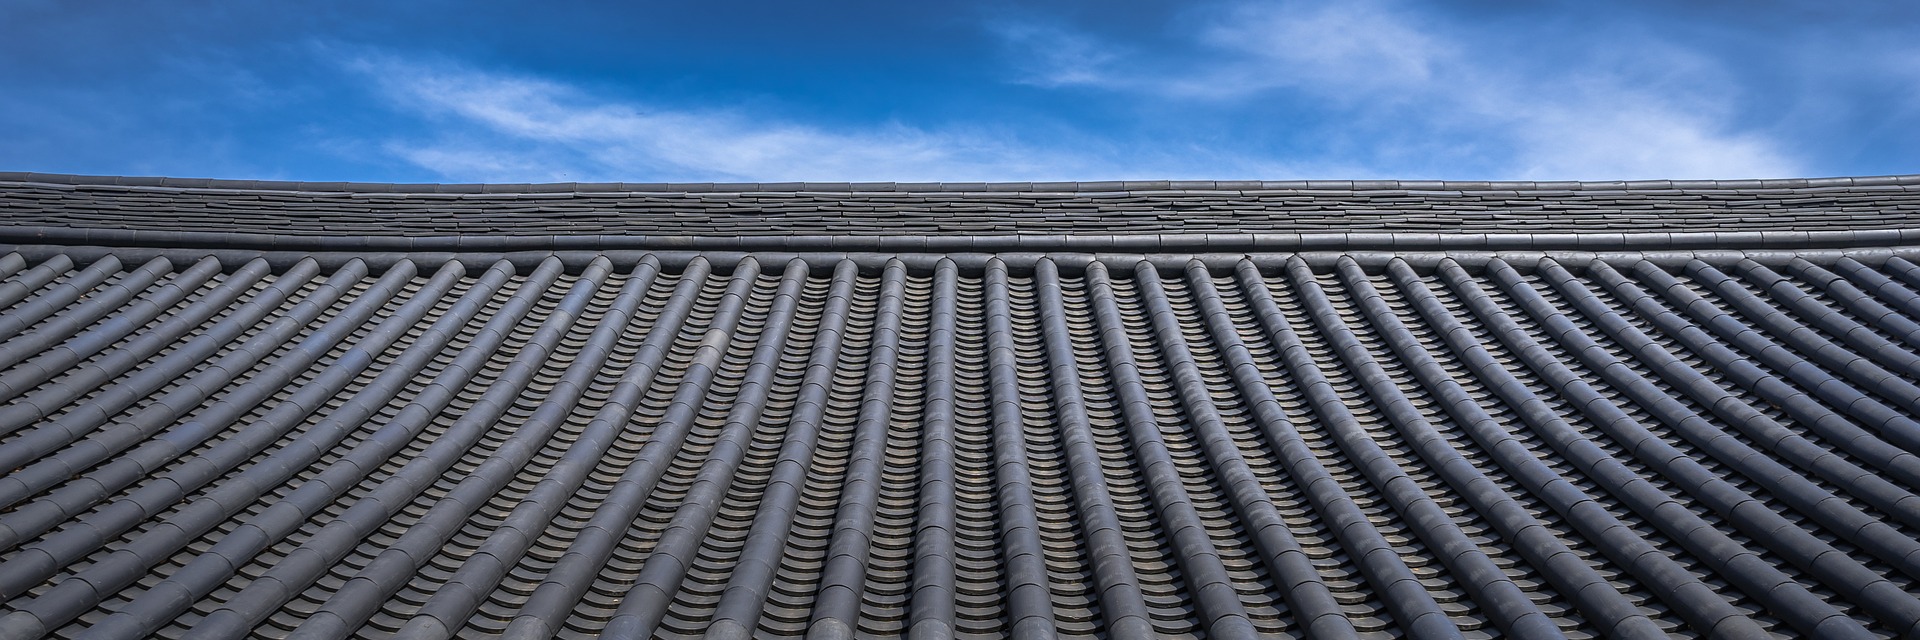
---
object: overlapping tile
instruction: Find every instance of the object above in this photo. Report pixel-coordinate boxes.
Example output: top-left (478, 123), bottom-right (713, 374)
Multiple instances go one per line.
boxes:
top-left (0, 174), bottom-right (1913, 639)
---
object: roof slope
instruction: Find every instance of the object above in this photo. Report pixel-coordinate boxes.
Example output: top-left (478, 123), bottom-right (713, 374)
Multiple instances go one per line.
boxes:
top-left (0, 173), bottom-right (1916, 639)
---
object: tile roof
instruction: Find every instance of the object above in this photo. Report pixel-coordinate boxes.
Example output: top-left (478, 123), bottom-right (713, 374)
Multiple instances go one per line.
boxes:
top-left (0, 173), bottom-right (1915, 639)
top-left (4, 172), bottom-right (1920, 243)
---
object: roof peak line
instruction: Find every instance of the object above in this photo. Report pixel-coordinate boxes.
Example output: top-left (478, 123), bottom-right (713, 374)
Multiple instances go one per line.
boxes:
top-left (6, 171), bottom-right (1920, 195)
top-left (7, 225), bottom-right (1918, 254)
top-left (7, 244), bottom-right (1918, 278)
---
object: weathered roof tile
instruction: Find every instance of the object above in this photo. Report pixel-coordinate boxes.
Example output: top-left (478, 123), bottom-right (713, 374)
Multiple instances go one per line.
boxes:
top-left (0, 174), bottom-right (1912, 639)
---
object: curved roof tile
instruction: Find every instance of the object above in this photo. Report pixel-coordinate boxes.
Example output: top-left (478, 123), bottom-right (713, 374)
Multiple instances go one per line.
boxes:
top-left (0, 173), bottom-right (1913, 639)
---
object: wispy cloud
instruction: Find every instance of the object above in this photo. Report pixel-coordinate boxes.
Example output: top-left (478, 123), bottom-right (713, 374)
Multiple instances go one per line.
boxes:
top-left (993, 22), bottom-right (1122, 88)
top-left (999, 0), bottom-right (1803, 180)
top-left (1195, 1), bottom-right (1447, 98)
top-left (349, 54), bottom-right (1301, 182)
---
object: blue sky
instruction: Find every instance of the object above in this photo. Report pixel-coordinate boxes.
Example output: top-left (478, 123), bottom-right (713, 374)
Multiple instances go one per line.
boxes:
top-left (2, 1), bottom-right (1915, 182)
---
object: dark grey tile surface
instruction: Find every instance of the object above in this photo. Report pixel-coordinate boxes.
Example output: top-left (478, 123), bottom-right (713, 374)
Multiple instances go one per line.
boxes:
top-left (0, 175), bottom-right (1915, 639)
top-left (2, 174), bottom-right (1920, 238)
top-left (0, 250), bottom-right (1912, 639)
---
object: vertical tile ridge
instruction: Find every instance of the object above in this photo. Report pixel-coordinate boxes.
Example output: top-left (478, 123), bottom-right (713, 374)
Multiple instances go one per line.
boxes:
top-left (982, 258), bottom-right (1061, 640)
top-left (1461, 259), bottom-right (1876, 639)
top-left (946, 264), bottom-right (1000, 639)
top-left (1229, 260), bottom-right (1466, 640)
top-left (0, 257), bottom-right (322, 438)
top-left (1179, 259), bottom-right (1373, 640)
top-left (1003, 275), bottom-right (1093, 637)
top-left (1081, 261), bottom-right (1278, 640)
top-left (476, 258), bottom-right (742, 637)
top-left (1058, 272), bottom-right (1201, 636)
top-left (1102, 264), bottom-right (1260, 634)
top-left (773, 270), bottom-right (880, 637)
top-left (1329, 257), bottom-right (1661, 639)
top-left (583, 257), bottom-right (815, 638)
top-left (392, 256), bottom-right (713, 640)
top-left (802, 260), bottom-right (909, 639)
top-left (1386, 258), bottom-right (1768, 639)
top-left (1283, 255), bottom-right (1561, 638)
top-left (945, 263), bottom-right (1002, 637)
top-left (496, 257), bottom-right (777, 640)
top-left (1029, 259), bottom-right (1154, 640)
top-left (908, 258), bottom-right (960, 640)
top-left (700, 259), bottom-right (861, 640)
top-left (856, 269), bottom-right (928, 637)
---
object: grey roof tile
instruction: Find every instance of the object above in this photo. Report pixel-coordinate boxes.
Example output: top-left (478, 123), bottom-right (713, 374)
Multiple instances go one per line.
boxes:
top-left (0, 173), bottom-right (1912, 638)
top-left (7, 173), bottom-right (1915, 242)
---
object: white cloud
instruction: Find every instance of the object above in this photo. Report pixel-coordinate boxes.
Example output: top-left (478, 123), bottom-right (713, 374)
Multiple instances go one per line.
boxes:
top-left (993, 23), bottom-right (1122, 88)
top-left (350, 55), bottom-right (1293, 182)
top-left (1507, 99), bottom-right (1796, 180)
top-left (348, 1), bottom-right (1814, 185)
top-left (1197, 2), bottom-right (1446, 96)
top-left (1000, 0), bottom-right (1803, 180)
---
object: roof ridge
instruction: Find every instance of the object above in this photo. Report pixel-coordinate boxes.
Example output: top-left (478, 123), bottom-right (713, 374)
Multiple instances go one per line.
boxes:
top-left (4, 170), bottom-right (1919, 194)
top-left (6, 225), bottom-right (1916, 253)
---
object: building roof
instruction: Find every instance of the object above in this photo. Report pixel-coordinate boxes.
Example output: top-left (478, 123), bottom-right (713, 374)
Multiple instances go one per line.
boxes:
top-left (0, 172), bottom-right (1917, 639)
top-left (6, 172), bottom-right (1920, 251)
